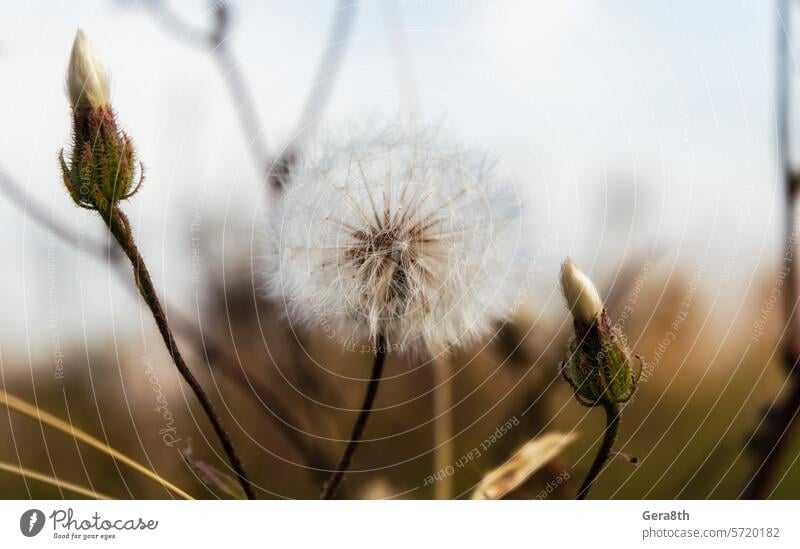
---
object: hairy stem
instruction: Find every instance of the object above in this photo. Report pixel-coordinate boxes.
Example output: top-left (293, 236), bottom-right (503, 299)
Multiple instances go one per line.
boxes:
top-left (320, 336), bottom-right (387, 500)
top-left (576, 399), bottom-right (620, 500)
top-left (103, 204), bottom-right (255, 500)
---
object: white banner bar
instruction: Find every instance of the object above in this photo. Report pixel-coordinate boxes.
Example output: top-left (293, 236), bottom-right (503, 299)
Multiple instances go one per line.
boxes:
top-left (0, 500), bottom-right (797, 548)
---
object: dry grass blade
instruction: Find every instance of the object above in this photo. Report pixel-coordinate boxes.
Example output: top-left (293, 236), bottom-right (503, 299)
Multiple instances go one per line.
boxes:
top-left (471, 431), bottom-right (578, 500)
top-left (0, 390), bottom-right (193, 500)
top-left (0, 460), bottom-right (113, 500)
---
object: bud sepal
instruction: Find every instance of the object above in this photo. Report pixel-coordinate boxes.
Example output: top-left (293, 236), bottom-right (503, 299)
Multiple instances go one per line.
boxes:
top-left (59, 106), bottom-right (143, 211)
top-left (560, 310), bottom-right (642, 408)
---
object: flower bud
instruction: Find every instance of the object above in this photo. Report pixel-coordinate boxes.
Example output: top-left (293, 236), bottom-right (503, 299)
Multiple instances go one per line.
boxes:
top-left (560, 257), bottom-right (603, 324)
top-left (558, 258), bottom-right (640, 407)
top-left (59, 30), bottom-right (141, 211)
top-left (67, 30), bottom-right (110, 111)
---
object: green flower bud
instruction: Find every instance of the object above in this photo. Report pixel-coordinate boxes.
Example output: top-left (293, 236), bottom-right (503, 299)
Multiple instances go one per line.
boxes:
top-left (59, 31), bottom-right (142, 211)
top-left (558, 258), bottom-right (641, 407)
top-left (560, 311), bottom-right (640, 407)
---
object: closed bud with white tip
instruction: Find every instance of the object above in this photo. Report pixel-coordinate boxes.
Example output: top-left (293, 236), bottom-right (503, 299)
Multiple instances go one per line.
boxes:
top-left (60, 29), bottom-right (142, 212)
top-left (560, 257), bottom-right (603, 324)
top-left (67, 30), bottom-right (110, 111)
top-left (558, 256), bottom-right (641, 407)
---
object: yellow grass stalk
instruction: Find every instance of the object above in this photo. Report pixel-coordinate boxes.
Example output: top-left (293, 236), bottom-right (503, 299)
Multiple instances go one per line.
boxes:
top-left (0, 390), bottom-right (193, 500)
top-left (0, 460), bottom-right (113, 500)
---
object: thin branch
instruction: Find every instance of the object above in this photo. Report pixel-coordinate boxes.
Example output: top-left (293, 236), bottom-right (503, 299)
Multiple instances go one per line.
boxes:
top-left (208, 5), bottom-right (271, 173)
top-left (269, 0), bottom-right (359, 189)
top-left (0, 168), bottom-right (115, 259)
top-left (320, 335), bottom-right (387, 500)
top-left (165, 297), bottom-right (334, 479)
top-left (139, 0), bottom-right (268, 174)
top-left (138, 0), bottom-right (359, 186)
top-left (101, 203), bottom-right (255, 499)
top-left (742, 0), bottom-right (800, 499)
top-left (295, 0), bottom-right (359, 140)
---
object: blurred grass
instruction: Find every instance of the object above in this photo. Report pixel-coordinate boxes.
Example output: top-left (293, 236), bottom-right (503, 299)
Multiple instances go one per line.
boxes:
top-left (1, 264), bottom-right (799, 499)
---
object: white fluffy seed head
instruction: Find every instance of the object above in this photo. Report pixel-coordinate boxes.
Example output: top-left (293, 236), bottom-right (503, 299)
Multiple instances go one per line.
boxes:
top-left (263, 121), bottom-right (522, 354)
top-left (560, 257), bottom-right (603, 323)
top-left (67, 30), bottom-right (110, 111)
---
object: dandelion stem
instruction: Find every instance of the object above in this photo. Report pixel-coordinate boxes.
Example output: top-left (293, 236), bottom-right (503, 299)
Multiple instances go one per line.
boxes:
top-left (432, 353), bottom-right (453, 499)
top-left (320, 335), bottom-right (387, 499)
top-left (576, 399), bottom-right (620, 500)
top-left (101, 203), bottom-right (255, 500)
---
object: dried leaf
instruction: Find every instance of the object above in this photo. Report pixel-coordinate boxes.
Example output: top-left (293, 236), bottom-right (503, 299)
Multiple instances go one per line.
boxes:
top-left (471, 431), bottom-right (578, 500)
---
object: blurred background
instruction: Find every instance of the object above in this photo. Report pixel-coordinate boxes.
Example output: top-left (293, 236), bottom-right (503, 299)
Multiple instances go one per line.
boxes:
top-left (0, 0), bottom-right (797, 499)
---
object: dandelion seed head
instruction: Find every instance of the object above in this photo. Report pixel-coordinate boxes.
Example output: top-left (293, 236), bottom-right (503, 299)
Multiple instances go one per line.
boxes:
top-left (263, 120), bottom-right (522, 354)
